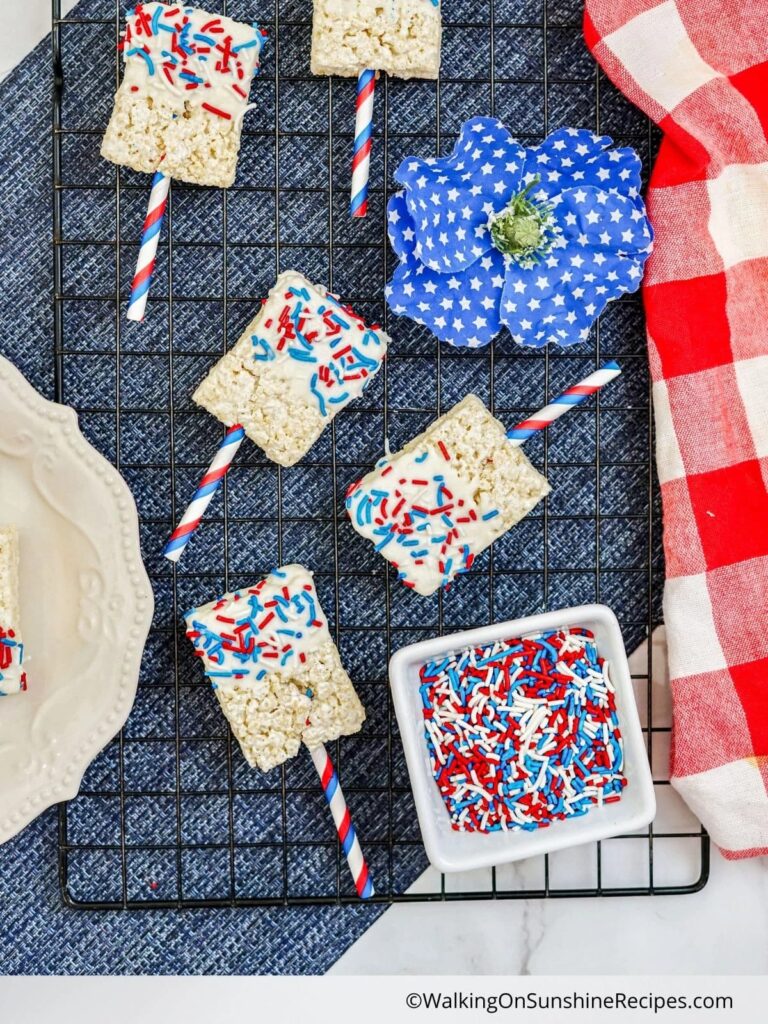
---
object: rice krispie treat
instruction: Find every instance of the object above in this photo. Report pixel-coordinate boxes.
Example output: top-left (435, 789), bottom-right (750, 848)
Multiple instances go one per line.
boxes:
top-left (345, 395), bottom-right (550, 596)
top-left (193, 270), bottom-right (389, 467)
top-left (101, 2), bottom-right (266, 188)
top-left (184, 564), bottom-right (365, 771)
top-left (311, 0), bottom-right (442, 79)
top-left (0, 526), bottom-right (26, 697)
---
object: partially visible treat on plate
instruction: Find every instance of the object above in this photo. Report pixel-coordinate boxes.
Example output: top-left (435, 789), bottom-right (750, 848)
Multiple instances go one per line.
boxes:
top-left (345, 394), bottom-right (549, 596)
top-left (193, 270), bottom-right (389, 467)
top-left (420, 628), bottom-right (627, 832)
top-left (0, 526), bottom-right (26, 697)
top-left (101, 2), bottom-right (266, 188)
top-left (184, 564), bottom-right (365, 771)
top-left (311, 0), bottom-right (442, 79)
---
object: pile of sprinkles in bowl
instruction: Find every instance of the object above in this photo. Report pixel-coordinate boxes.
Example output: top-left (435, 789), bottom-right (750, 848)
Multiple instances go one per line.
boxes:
top-left (419, 628), bottom-right (627, 832)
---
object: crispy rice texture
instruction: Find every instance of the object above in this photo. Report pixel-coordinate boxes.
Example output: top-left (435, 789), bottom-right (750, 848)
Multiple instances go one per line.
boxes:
top-left (311, 0), bottom-right (441, 79)
top-left (100, 89), bottom-right (243, 188)
top-left (0, 526), bottom-right (20, 630)
top-left (193, 345), bottom-right (329, 467)
top-left (192, 270), bottom-right (388, 467)
top-left (216, 640), bottom-right (366, 772)
top-left (395, 394), bottom-right (550, 530)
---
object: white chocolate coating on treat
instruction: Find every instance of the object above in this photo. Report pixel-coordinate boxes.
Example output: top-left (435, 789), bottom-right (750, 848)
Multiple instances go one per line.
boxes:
top-left (346, 395), bottom-right (550, 596)
top-left (101, 2), bottom-right (265, 187)
top-left (0, 526), bottom-right (25, 697)
top-left (193, 271), bottom-right (389, 467)
top-left (119, 3), bottom-right (263, 118)
top-left (186, 564), bottom-right (331, 687)
top-left (185, 564), bottom-right (365, 771)
top-left (311, 0), bottom-right (441, 79)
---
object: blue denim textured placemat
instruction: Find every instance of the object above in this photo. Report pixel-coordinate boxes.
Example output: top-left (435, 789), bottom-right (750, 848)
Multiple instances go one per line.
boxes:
top-left (0, 8), bottom-right (388, 974)
top-left (0, 0), bottom-right (662, 972)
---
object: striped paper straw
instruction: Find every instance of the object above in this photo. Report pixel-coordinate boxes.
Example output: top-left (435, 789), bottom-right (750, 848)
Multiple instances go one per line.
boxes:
top-left (126, 169), bottom-right (170, 322)
top-left (310, 744), bottom-right (374, 899)
top-left (350, 69), bottom-right (376, 218)
top-left (163, 424), bottom-right (245, 563)
top-left (507, 360), bottom-right (621, 445)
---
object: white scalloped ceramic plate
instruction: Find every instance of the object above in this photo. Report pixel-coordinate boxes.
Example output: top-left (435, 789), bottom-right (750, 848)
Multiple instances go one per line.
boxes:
top-left (0, 356), bottom-right (153, 844)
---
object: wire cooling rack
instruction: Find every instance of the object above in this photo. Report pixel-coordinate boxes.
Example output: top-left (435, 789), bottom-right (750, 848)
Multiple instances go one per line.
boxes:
top-left (53, 0), bottom-right (709, 907)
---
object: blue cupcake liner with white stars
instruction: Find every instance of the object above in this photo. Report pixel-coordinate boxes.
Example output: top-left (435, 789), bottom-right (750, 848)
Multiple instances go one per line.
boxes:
top-left (385, 118), bottom-right (654, 349)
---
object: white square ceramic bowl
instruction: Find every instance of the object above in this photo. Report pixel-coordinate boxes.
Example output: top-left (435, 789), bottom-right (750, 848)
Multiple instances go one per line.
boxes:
top-left (389, 604), bottom-right (656, 873)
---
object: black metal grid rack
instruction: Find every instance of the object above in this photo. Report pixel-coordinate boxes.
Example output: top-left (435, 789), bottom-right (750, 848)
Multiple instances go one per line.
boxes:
top-left (53, 0), bottom-right (709, 908)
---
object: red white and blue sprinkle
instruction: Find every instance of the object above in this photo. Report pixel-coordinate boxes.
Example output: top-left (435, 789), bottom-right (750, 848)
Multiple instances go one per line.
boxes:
top-left (419, 628), bottom-right (627, 832)
top-left (120, 4), bottom-right (267, 103)
top-left (345, 444), bottom-right (497, 592)
top-left (0, 626), bottom-right (26, 697)
top-left (185, 568), bottom-right (325, 687)
top-left (253, 285), bottom-right (386, 418)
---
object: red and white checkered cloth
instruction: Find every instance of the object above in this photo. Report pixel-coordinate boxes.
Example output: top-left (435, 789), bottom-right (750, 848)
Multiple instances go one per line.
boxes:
top-left (585, 1), bottom-right (768, 858)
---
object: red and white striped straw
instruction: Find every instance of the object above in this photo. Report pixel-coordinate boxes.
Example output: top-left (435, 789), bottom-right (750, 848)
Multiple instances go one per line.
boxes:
top-left (163, 424), bottom-right (245, 563)
top-left (350, 69), bottom-right (376, 218)
top-left (310, 744), bottom-right (374, 899)
top-left (507, 360), bottom-right (621, 445)
top-left (127, 168), bottom-right (170, 322)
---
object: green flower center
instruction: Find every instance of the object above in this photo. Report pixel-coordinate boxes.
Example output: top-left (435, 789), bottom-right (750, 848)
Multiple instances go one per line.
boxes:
top-left (488, 178), bottom-right (557, 267)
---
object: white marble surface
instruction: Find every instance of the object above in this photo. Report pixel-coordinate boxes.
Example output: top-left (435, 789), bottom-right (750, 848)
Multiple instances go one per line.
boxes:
top-left (332, 628), bottom-right (768, 974)
top-left (331, 851), bottom-right (768, 975)
top-left (0, 0), bottom-right (77, 81)
top-left (7, 1), bottom-right (766, 977)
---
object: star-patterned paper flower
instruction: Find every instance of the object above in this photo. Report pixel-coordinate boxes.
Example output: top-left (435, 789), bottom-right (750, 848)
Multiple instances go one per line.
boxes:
top-left (385, 118), bottom-right (653, 349)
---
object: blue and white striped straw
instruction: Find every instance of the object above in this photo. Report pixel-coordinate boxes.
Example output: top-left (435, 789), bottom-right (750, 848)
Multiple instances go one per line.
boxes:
top-left (350, 69), bottom-right (376, 218)
top-left (163, 424), bottom-right (245, 562)
top-left (126, 169), bottom-right (170, 322)
top-left (507, 360), bottom-right (621, 444)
